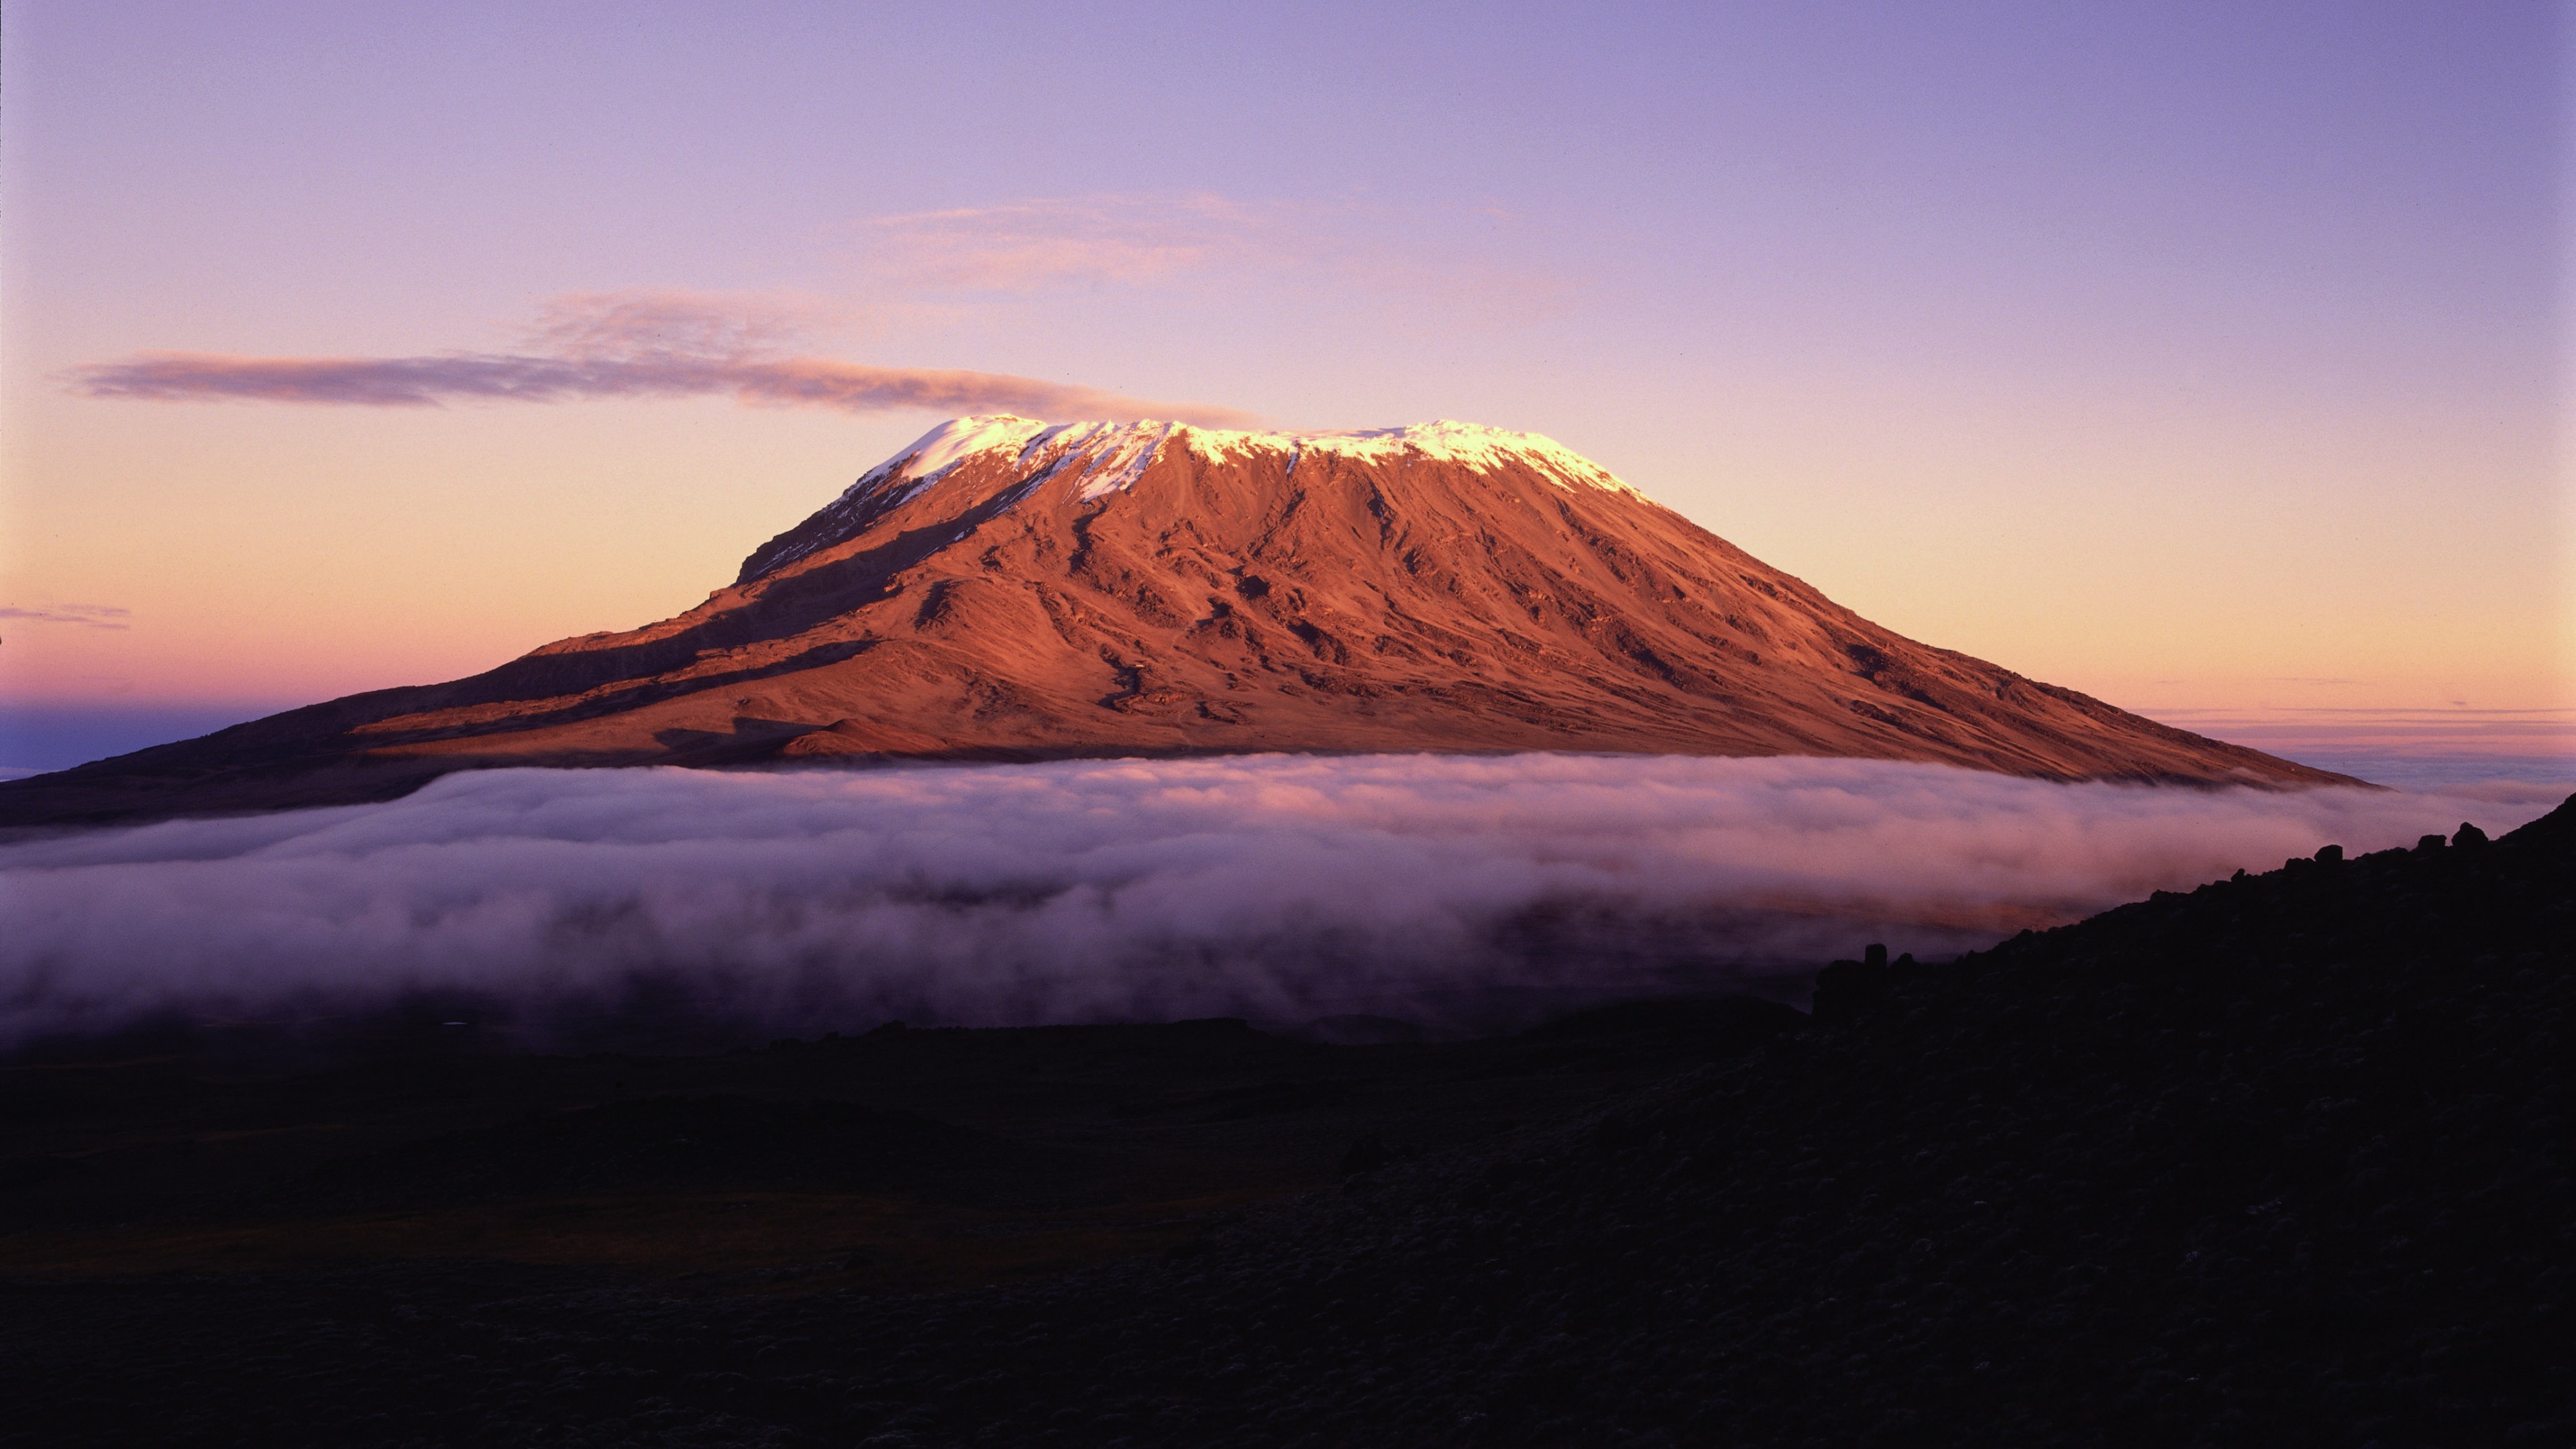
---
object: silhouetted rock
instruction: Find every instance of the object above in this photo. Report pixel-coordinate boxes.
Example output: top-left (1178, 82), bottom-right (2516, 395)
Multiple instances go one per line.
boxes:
top-left (1811, 942), bottom-right (1917, 1026)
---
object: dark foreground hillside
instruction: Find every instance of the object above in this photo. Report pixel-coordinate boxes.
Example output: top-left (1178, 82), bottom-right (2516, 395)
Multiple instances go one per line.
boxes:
top-left (3, 797), bottom-right (2569, 1447)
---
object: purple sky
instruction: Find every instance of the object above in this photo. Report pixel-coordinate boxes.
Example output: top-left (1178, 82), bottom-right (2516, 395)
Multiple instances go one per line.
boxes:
top-left (0, 1), bottom-right (2564, 769)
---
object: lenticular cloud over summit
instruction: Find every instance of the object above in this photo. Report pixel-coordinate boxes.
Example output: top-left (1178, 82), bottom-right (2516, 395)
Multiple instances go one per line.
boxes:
top-left (0, 755), bottom-right (2551, 1047)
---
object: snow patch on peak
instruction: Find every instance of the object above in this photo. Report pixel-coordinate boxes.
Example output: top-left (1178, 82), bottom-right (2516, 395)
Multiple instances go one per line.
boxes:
top-left (1205, 421), bottom-right (1645, 499)
top-left (889, 415), bottom-right (1056, 484)
top-left (1112, 419), bottom-right (1642, 499)
top-left (1071, 421), bottom-right (1178, 501)
top-left (842, 415), bottom-right (1648, 516)
top-left (861, 416), bottom-right (1182, 505)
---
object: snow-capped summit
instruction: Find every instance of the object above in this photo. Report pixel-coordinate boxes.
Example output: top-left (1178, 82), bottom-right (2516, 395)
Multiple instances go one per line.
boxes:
top-left (859, 414), bottom-right (1638, 506)
top-left (865, 415), bottom-right (1644, 496)
top-left (740, 417), bottom-right (1649, 584)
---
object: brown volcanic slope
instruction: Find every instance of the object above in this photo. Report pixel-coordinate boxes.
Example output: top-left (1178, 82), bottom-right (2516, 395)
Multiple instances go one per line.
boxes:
top-left (0, 417), bottom-right (2354, 825)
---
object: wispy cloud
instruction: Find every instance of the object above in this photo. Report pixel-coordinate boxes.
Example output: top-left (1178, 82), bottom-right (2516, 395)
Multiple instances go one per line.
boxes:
top-left (69, 351), bottom-right (1259, 425)
top-left (860, 193), bottom-right (1568, 313)
top-left (63, 290), bottom-right (1259, 427)
top-left (0, 604), bottom-right (130, 630)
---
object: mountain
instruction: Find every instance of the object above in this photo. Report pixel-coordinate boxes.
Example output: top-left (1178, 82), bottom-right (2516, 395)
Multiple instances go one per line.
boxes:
top-left (0, 417), bottom-right (2354, 824)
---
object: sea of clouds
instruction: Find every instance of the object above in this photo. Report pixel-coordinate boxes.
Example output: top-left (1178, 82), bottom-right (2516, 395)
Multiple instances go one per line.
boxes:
top-left (1, 754), bottom-right (2561, 1049)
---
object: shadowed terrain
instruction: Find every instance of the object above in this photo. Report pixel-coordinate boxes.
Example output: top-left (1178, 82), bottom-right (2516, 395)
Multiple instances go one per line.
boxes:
top-left (3, 794), bottom-right (2565, 1446)
top-left (0, 419), bottom-right (2349, 826)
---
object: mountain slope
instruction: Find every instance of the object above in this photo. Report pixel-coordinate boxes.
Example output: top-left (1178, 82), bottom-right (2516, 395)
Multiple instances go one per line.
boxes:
top-left (0, 417), bottom-right (2353, 824)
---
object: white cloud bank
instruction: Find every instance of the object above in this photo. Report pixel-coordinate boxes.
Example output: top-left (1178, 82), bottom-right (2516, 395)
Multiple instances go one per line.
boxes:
top-left (0, 755), bottom-right (2559, 1047)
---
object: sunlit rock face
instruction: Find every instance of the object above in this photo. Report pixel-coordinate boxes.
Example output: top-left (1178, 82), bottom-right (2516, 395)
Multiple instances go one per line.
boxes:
top-left (0, 417), bottom-right (2351, 825)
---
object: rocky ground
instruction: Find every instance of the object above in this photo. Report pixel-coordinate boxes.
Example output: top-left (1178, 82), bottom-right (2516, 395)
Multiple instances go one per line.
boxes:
top-left (3, 797), bottom-right (2567, 1447)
